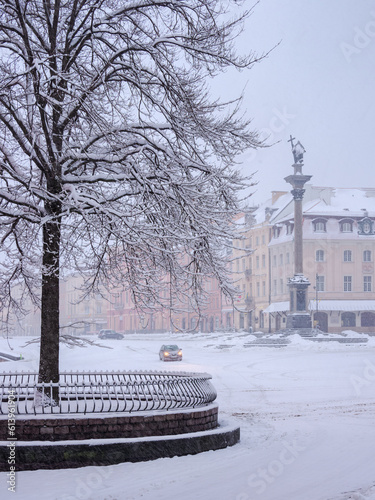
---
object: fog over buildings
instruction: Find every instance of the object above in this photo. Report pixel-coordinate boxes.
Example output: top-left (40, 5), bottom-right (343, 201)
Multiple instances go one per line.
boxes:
top-left (212, 0), bottom-right (375, 204)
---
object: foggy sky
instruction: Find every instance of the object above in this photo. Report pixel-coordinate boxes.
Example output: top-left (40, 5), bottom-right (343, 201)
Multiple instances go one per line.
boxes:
top-left (218, 0), bottom-right (375, 205)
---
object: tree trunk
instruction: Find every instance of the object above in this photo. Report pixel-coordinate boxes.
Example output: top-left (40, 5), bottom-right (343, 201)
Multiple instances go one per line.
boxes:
top-left (38, 215), bottom-right (61, 392)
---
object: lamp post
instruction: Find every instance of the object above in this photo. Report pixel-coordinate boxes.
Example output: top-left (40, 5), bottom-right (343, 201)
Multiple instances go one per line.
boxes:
top-left (313, 273), bottom-right (319, 329)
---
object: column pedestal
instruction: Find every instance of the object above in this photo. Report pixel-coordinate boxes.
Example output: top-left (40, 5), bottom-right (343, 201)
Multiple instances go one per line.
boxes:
top-left (285, 274), bottom-right (312, 329)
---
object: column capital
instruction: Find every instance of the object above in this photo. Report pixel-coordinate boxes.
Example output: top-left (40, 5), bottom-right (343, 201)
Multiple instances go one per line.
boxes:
top-left (291, 188), bottom-right (305, 201)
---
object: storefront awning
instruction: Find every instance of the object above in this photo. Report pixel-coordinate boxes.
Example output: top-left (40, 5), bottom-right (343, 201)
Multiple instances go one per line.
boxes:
top-left (309, 300), bottom-right (375, 312)
top-left (264, 300), bottom-right (375, 314)
top-left (263, 301), bottom-right (289, 313)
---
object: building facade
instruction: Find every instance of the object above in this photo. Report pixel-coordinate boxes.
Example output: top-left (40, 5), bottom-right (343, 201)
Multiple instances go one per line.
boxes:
top-left (232, 191), bottom-right (289, 332)
top-left (264, 186), bottom-right (375, 332)
top-left (107, 274), bottom-right (227, 334)
top-left (8, 186), bottom-right (375, 337)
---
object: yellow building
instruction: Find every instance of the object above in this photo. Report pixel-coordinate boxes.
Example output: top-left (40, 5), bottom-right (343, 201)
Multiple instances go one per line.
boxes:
top-left (232, 191), bottom-right (288, 332)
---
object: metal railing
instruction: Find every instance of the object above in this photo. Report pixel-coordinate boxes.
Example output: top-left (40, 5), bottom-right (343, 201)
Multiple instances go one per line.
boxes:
top-left (0, 371), bottom-right (217, 415)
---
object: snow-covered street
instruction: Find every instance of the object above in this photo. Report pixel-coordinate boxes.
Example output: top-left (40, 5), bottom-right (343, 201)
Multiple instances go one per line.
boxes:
top-left (1, 331), bottom-right (375, 500)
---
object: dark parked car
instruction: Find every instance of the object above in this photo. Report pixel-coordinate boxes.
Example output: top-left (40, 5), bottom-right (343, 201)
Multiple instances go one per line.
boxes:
top-left (98, 329), bottom-right (124, 340)
top-left (159, 344), bottom-right (182, 361)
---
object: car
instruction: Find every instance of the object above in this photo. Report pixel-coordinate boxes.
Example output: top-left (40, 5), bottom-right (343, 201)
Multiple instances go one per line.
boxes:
top-left (98, 329), bottom-right (124, 340)
top-left (159, 344), bottom-right (182, 361)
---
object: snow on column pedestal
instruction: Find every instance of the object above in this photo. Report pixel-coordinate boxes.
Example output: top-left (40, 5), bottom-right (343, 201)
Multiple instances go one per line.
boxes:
top-left (286, 273), bottom-right (312, 329)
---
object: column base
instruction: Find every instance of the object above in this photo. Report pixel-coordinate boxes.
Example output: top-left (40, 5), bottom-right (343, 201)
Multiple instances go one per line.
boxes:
top-left (286, 313), bottom-right (312, 329)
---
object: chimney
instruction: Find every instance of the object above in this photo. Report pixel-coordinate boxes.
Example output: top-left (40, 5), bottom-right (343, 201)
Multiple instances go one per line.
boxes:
top-left (272, 190), bottom-right (288, 204)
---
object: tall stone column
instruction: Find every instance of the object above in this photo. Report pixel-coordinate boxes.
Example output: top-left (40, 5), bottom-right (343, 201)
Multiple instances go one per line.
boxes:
top-left (284, 137), bottom-right (312, 329)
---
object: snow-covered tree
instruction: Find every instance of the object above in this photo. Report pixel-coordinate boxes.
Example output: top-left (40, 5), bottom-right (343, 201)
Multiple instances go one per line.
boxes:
top-left (0, 0), bottom-right (263, 384)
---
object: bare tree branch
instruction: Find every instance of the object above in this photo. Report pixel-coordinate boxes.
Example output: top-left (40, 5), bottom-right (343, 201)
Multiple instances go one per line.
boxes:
top-left (0, 0), bottom-right (264, 383)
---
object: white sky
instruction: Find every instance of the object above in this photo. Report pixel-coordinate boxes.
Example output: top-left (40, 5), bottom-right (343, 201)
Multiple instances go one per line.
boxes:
top-left (217, 0), bottom-right (375, 205)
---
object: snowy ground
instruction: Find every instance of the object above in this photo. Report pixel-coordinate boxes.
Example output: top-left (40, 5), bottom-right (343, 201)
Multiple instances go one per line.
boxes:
top-left (1, 331), bottom-right (375, 500)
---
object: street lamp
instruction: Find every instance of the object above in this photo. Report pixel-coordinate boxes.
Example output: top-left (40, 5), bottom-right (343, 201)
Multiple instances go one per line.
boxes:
top-left (313, 273), bottom-right (319, 329)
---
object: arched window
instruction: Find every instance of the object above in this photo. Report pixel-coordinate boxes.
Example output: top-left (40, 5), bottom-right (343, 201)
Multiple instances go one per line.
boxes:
top-left (361, 312), bottom-right (375, 327)
top-left (341, 312), bottom-right (356, 327)
top-left (316, 249), bottom-right (324, 262)
top-left (344, 250), bottom-right (352, 262)
top-left (313, 218), bottom-right (327, 232)
top-left (286, 224), bottom-right (294, 235)
top-left (363, 250), bottom-right (372, 262)
top-left (340, 220), bottom-right (353, 232)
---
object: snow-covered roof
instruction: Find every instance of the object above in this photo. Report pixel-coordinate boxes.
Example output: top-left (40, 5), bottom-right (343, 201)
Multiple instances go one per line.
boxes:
top-left (265, 186), bottom-right (375, 227)
top-left (251, 192), bottom-right (293, 225)
top-left (303, 188), bottom-right (375, 217)
top-left (303, 188), bottom-right (375, 218)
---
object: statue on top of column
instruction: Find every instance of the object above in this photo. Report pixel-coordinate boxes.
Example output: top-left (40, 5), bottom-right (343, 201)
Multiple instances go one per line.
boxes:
top-left (288, 135), bottom-right (306, 164)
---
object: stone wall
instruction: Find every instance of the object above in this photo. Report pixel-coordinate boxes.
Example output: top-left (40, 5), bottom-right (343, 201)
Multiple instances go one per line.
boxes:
top-left (0, 423), bottom-right (240, 471)
top-left (0, 405), bottom-right (218, 442)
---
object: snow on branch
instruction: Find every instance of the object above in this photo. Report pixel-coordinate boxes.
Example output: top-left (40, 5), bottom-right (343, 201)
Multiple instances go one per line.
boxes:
top-left (0, 1), bottom-right (264, 373)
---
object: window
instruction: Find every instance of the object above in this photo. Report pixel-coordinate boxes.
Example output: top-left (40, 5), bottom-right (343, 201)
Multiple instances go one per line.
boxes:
top-left (316, 275), bottom-right (325, 292)
top-left (256, 282), bottom-right (260, 297)
top-left (313, 219), bottom-right (327, 232)
top-left (279, 254), bottom-right (283, 266)
top-left (262, 281), bottom-right (266, 296)
top-left (363, 250), bottom-right (372, 262)
top-left (344, 276), bottom-right (352, 292)
top-left (364, 276), bottom-right (372, 292)
top-left (256, 256), bottom-right (260, 269)
top-left (340, 220), bottom-right (353, 232)
top-left (316, 250), bottom-right (324, 262)
top-left (344, 250), bottom-right (352, 262)
top-left (280, 279), bottom-right (284, 294)
top-left (262, 254), bottom-right (266, 268)
top-left (273, 279), bottom-right (277, 295)
top-left (286, 224), bottom-right (294, 235)
top-left (255, 236), bottom-right (259, 247)
top-left (273, 255), bottom-right (276, 267)
top-left (286, 252), bottom-right (290, 264)
top-left (262, 235), bottom-right (265, 245)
